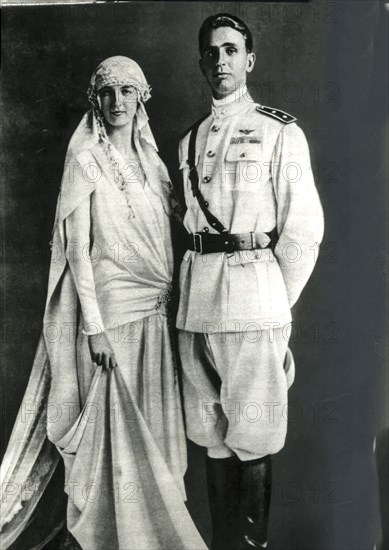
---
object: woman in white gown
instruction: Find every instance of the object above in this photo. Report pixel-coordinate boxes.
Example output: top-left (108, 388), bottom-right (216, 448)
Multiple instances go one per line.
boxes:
top-left (0, 56), bottom-right (207, 550)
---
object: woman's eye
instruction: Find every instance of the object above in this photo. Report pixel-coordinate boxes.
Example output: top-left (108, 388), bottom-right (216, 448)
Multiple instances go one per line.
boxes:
top-left (122, 87), bottom-right (135, 96)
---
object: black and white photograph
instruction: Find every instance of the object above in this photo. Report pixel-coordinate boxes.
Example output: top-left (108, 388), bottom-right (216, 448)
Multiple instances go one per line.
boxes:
top-left (1, 2), bottom-right (388, 550)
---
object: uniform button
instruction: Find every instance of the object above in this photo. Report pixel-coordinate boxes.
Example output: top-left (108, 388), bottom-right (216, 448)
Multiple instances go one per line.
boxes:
top-left (207, 151), bottom-right (215, 157)
top-left (224, 240), bottom-right (229, 245)
top-left (212, 222), bottom-right (217, 227)
top-left (203, 227), bottom-right (209, 233)
top-left (204, 201), bottom-right (209, 207)
top-left (203, 176), bottom-right (211, 183)
top-left (211, 125), bottom-right (220, 132)
top-left (282, 115), bottom-right (288, 119)
top-left (272, 110), bottom-right (276, 114)
top-left (240, 152), bottom-right (246, 158)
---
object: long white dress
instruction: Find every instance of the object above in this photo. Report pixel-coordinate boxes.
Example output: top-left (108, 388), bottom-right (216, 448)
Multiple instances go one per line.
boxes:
top-left (0, 138), bottom-right (207, 550)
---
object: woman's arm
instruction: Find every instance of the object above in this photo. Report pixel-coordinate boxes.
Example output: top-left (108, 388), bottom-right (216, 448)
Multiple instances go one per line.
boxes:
top-left (65, 197), bottom-right (104, 334)
top-left (65, 197), bottom-right (117, 369)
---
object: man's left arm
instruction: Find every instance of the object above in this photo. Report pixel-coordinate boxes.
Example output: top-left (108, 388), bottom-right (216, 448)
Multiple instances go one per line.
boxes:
top-left (271, 123), bottom-right (325, 308)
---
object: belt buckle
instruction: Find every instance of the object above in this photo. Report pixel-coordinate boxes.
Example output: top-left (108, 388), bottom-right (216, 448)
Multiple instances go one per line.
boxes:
top-left (193, 233), bottom-right (203, 254)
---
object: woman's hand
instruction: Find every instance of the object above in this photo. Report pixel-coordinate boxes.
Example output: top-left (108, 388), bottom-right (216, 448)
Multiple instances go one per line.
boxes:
top-left (88, 332), bottom-right (118, 370)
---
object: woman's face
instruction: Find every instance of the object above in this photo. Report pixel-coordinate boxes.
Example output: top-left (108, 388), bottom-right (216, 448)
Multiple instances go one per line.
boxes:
top-left (98, 84), bottom-right (138, 128)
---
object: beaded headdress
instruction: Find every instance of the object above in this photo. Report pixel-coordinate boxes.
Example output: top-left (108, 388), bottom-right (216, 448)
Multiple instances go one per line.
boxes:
top-left (87, 56), bottom-right (154, 151)
top-left (87, 56), bottom-right (152, 108)
top-left (60, 56), bottom-right (174, 224)
top-left (66, 56), bottom-right (158, 158)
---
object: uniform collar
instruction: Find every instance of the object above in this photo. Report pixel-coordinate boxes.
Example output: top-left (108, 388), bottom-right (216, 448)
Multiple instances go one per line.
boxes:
top-left (211, 85), bottom-right (254, 118)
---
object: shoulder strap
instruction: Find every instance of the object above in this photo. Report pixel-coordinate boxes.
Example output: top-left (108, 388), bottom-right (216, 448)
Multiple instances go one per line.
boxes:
top-left (256, 105), bottom-right (297, 124)
top-left (188, 116), bottom-right (228, 234)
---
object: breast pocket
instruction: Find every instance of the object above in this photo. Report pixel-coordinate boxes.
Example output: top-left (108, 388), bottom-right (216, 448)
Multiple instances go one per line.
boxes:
top-left (225, 142), bottom-right (263, 191)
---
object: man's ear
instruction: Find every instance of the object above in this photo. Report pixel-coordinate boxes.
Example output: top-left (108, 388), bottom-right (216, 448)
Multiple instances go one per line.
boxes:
top-left (246, 52), bottom-right (256, 73)
top-left (199, 57), bottom-right (206, 77)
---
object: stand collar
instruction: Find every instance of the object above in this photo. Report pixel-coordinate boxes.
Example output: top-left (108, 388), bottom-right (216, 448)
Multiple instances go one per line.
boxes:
top-left (211, 85), bottom-right (254, 118)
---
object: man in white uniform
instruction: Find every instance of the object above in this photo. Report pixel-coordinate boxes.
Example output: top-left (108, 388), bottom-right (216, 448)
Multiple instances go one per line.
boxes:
top-left (176, 14), bottom-right (324, 550)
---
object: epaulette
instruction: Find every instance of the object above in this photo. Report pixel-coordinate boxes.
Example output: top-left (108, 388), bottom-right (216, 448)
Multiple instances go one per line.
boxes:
top-left (256, 105), bottom-right (297, 124)
top-left (180, 113), bottom-right (210, 141)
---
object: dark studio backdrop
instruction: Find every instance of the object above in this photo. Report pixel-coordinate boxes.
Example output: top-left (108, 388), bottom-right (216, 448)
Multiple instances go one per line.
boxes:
top-left (1, 2), bottom-right (388, 549)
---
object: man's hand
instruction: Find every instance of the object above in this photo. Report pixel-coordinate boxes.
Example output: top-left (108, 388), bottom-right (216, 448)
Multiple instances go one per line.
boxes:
top-left (88, 332), bottom-right (118, 370)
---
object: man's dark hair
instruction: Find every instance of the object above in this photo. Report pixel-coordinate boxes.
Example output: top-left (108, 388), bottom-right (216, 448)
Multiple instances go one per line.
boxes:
top-left (199, 13), bottom-right (253, 55)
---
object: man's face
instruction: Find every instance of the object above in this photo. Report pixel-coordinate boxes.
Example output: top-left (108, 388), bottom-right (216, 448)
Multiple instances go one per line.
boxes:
top-left (200, 26), bottom-right (255, 99)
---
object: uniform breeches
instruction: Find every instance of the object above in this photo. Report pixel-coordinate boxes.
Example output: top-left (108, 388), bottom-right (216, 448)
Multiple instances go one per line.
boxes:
top-left (178, 328), bottom-right (295, 461)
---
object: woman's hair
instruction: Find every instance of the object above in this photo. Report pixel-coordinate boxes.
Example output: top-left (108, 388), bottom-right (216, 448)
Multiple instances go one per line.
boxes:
top-left (198, 13), bottom-right (253, 55)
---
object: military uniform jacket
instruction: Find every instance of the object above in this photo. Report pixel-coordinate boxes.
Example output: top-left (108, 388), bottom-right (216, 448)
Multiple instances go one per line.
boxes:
top-left (176, 93), bottom-right (324, 333)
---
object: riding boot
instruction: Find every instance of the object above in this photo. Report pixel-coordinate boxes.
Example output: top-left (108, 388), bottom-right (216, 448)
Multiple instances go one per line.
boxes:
top-left (206, 455), bottom-right (241, 550)
top-left (238, 455), bottom-right (272, 549)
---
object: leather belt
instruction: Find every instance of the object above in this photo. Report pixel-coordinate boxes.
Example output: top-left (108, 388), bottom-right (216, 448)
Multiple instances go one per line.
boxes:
top-left (187, 228), bottom-right (278, 255)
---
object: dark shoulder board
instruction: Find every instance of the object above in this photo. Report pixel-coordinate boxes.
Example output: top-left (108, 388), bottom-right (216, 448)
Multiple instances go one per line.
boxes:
top-left (180, 112), bottom-right (210, 141)
top-left (256, 105), bottom-right (297, 124)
